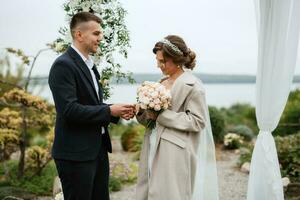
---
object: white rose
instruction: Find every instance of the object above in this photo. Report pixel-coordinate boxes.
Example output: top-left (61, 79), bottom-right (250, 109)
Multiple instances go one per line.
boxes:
top-left (148, 88), bottom-right (154, 93)
top-left (139, 86), bottom-right (145, 92)
top-left (163, 103), bottom-right (169, 109)
top-left (81, 2), bottom-right (91, 12)
top-left (141, 97), bottom-right (150, 105)
top-left (151, 91), bottom-right (159, 98)
top-left (160, 95), bottom-right (167, 101)
top-left (101, 79), bottom-right (109, 86)
top-left (153, 98), bottom-right (161, 104)
top-left (140, 103), bottom-right (147, 109)
top-left (149, 102), bottom-right (155, 108)
top-left (55, 42), bottom-right (64, 52)
top-left (69, 0), bottom-right (80, 8)
top-left (154, 104), bottom-right (161, 111)
top-left (142, 92), bottom-right (148, 97)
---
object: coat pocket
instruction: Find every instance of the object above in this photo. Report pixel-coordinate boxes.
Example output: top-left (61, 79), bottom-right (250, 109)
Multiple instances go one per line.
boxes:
top-left (160, 132), bottom-right (186, 148)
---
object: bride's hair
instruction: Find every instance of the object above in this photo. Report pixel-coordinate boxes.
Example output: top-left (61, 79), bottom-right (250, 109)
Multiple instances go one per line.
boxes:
top-left (153, 35), bottom-right (197, 70)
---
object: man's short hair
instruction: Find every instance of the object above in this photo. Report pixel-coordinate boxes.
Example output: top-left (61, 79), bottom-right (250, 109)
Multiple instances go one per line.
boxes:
top-left (70, 12), bottom-right (102, 38)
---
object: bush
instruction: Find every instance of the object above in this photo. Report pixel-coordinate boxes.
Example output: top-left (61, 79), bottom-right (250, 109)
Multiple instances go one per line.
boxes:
top-left (238, 145), bottom-right (254, 166)
top-left (286, 197), bottom-right (300, 200)
top-left (109, 155), bottom-right (138, 182)
top-left (109, 123), bottom-right (130, 137)
top-left (25, 145), bottom-right (51, 176)
top-left (238, 132), bottom-right (300, 181)
top-left (221, 103), bottom-right (258, 134)
top-left (223, 133), bottom-right (244, 149)
top-left (209, 106), bottom-right (226, 143)
top-left (31, 135), bottom-right (48, 147)
top-left (121, 124), bottom-right (145, 152)
top-left (275, 132), bottom-right (300, 181)
top-left (109, 176), bottom-right (122, 192)
top-left (274, 89), bottom-right (300, 136)
top-left (109, 155), bottom-right (139, 192)
top-left (0, 160), bottom-right (57, 195)
top-left (230, 125), bottom-right (255, 142)
top-left (0, 186), bottom-right (36, 200)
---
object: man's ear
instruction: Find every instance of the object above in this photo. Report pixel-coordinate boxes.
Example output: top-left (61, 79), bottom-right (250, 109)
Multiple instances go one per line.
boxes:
top-left (75, 30), bottom-right (83, 42)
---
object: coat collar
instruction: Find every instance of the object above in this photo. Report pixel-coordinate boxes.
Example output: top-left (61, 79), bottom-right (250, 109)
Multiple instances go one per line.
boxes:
top-left (170, 70), bottom-right (197, 111)
top-left (66, 47), bottom-right (100, 103)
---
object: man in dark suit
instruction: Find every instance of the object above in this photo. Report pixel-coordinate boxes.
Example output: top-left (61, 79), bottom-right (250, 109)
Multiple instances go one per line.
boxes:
top-left (48, 12), bottom-right (134, 200)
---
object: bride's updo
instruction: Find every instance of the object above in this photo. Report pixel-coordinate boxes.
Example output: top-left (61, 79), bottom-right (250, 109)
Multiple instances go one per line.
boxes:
top-left (153, 35), bottom-right (197, 70)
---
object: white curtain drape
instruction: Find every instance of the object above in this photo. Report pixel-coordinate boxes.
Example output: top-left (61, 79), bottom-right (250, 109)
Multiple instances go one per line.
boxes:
top-left (248, 1), bottom-right (300, 200)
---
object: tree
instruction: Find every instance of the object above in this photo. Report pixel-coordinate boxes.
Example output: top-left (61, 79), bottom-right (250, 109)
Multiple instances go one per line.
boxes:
top-left (0, 48), bottom-right (53, 178)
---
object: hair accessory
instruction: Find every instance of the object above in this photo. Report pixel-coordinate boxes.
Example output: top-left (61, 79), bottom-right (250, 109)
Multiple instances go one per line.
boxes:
top-left (159, 39), bottom-right (183, 56)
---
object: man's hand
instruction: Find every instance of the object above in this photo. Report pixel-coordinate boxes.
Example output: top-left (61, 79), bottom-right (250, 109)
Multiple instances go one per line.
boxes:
top-left (120, 104), bottom-right (136, 120)
top-left (109, 104), bottom-right (135, 120)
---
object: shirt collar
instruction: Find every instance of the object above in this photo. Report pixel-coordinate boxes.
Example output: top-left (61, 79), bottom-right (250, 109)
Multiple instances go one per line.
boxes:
top-left (71, 44), bottom-right (94, 69)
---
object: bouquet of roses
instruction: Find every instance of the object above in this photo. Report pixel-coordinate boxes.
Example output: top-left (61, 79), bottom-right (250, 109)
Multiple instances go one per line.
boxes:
top-left (136, 81), bottom-right (171, 128)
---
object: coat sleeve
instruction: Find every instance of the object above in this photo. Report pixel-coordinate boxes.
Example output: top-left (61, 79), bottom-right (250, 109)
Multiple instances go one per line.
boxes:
top-left (106, 103), bottom-right (120, 124)
top-left (48, 59), bottom-right (112, 125)
top-left (156, 89), bottom-right (206, 132)
top-left (110, 115), bottom-right (120, 124)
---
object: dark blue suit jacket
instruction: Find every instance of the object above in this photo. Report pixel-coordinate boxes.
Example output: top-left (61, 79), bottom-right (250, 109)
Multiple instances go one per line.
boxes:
top-left (48, 47), bottom-right (118, 161)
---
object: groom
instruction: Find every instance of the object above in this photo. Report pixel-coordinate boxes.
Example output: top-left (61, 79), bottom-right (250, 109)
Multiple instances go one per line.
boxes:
top-left (48, 12), bottom-right (134, 200)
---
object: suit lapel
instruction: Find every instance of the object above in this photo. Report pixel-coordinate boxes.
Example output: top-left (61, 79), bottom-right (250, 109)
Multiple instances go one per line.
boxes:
top-left (67, 47), bottom-right (100, 102)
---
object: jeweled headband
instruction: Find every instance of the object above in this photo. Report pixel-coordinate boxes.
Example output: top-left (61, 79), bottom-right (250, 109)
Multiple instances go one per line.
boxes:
top-left (159, 39), bottom-right (183, 56)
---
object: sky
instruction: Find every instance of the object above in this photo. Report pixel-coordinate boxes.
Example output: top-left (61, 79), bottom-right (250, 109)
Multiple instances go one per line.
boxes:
top-left (0, 0), bottom-right (300, 76)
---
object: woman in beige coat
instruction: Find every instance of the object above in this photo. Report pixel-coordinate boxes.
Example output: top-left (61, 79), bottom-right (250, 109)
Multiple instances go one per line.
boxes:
top-left (136, 35), bottom-right (219, 200)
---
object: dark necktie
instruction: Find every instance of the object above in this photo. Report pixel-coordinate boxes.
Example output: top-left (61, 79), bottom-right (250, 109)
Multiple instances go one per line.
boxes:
top-left (92, 65), bottom-right (101, 80)
top-left (91, 65), bottom-right (103, 101)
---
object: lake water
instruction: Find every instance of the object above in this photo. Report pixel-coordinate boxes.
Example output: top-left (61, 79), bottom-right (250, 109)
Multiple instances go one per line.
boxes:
top-left (35, 83), bottom-right (300, 108)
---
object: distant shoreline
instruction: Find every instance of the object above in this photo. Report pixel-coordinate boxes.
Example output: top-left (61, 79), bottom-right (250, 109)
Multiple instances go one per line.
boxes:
top-left (30, 73), bottom-right (300, 85)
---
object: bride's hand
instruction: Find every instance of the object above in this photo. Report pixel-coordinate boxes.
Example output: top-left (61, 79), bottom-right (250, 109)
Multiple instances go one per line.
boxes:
top-left (144, 109), bottom-right (159, 120)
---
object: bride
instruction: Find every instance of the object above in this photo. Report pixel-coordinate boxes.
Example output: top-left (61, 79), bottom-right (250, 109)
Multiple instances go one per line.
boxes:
top-left (135, 35), bottom-right (219, 200)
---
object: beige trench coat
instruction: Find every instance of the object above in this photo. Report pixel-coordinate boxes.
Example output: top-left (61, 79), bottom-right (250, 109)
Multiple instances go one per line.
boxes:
top-left (136, 71), bottom-right (208, 200)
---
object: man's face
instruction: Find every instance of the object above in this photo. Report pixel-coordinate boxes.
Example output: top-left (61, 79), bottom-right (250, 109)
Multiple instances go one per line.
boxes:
top-left (77, 21), bottom-right (103, 54)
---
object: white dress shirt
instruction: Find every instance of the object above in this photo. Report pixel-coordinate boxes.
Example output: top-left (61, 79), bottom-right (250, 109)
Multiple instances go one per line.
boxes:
top-left (71, 44), bottom-right (99, 99)
top-left (71, 44), bottom-right (105, 134)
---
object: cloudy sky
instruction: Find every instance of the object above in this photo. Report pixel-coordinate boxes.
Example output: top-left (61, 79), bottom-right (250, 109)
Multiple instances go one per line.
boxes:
top-left (1, 0), bottom-right (299, 76)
